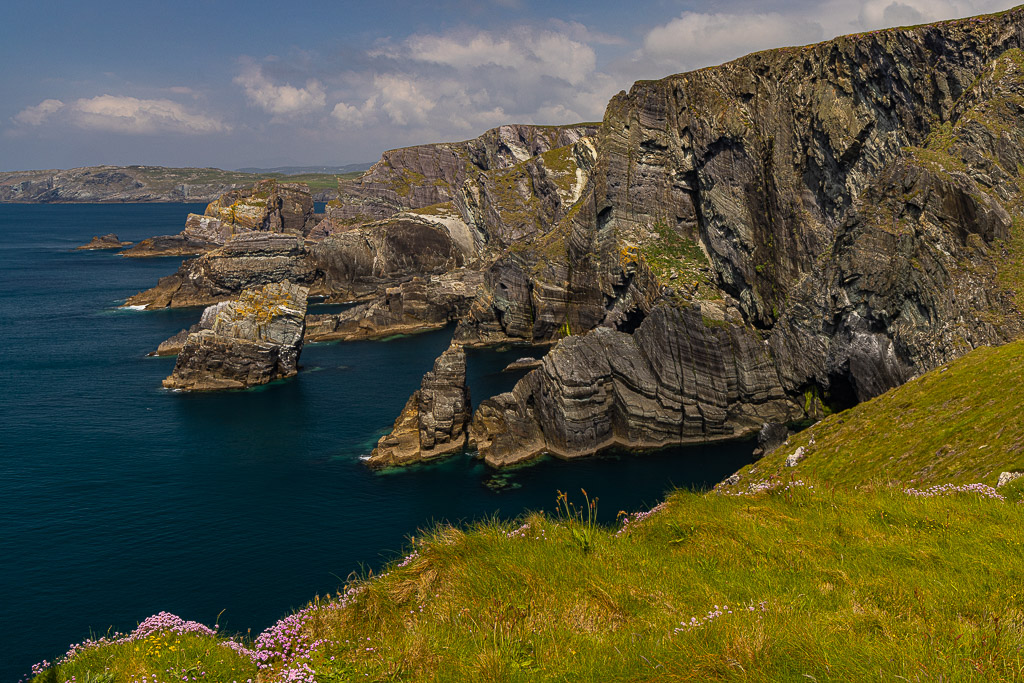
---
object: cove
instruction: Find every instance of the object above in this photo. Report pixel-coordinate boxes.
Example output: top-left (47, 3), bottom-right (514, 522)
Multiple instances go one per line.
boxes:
top-left (0, 204), bottom-right (753, 682)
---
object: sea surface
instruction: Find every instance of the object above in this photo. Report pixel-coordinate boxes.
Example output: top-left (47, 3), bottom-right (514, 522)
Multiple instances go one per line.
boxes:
top-left (0, 204), bottom-right (755, 682)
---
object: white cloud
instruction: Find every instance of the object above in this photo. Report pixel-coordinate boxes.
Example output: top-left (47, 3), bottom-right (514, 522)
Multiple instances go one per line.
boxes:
top-left (234, 63), bottom-right (326, 118)
top-left (13, 95), bottom-right (227, 134)
top-left (407, 28), bottom-right (596, 86)
top-left (325, 24), bottom-right (618, 145)
top-left (641, 12), bottom-right (824, 71)
top-left (14, 99), bottom-right (65, 126)
top-left (69, 95), bottom-right (227, 134)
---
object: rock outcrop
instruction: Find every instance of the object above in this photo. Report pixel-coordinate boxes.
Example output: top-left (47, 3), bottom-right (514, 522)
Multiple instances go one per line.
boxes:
top-left (126, 8), bottom-right (1024, 467)
top-left (366, 343), bottom-right (471, 468)
top-left (76, 234), bottom-right (132, 250)
top-left (125, 233), bottom-right (320, 309)
top-left (153, 301), bottom-right (231, 356)
top-left (329, 124), bottom-right (598, 223)
top-left (466, 9), bottom-right (1024, 464)
top-left (122, 179), bottom-right (316, 257)
top-left (163, 281), bottom-right (308, 391)
top-left (305, 271), bottom-right (481, 342)
top-left (469, 304), bottom-right (801, 467)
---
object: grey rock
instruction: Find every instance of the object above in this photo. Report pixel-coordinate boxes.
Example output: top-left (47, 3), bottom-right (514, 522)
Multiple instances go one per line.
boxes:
top-left (162, 281), bottom-right (309, 391)
top-left (998, 471), bottom-right (1022, 487)
top-left (366, 343), bottom-right (472, 467)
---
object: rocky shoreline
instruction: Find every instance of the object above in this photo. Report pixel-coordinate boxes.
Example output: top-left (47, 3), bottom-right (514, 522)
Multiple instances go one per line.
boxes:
top-left (78, 7), bottom-right (1024, 467)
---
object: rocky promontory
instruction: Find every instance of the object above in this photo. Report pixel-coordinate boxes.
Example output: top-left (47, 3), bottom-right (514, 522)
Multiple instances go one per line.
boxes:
top-left (76, 233), bottom-right (132, 250)
top-left (122, 179), bottom-right (318, 257)
top-left (366, 343), bottom-right (471, 468)
top-left (163, 281), bottom-right (309, 391)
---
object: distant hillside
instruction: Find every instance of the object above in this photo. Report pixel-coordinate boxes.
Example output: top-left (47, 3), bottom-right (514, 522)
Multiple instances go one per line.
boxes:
top-left (236, 163), bottom-right (373, 175)
top-left (0, 165), bottom-right (350, 203)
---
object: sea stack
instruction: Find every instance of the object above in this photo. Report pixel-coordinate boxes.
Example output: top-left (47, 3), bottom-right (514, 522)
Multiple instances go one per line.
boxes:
top-left (162, 280), bottom-right (309, 391)
top-left (76, 233), bottom-right (132, 250)
top-left (366, 342), bottom-right (471, 468)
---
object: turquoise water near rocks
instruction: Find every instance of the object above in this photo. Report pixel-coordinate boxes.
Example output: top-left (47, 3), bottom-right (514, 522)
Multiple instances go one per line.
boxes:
top-left (0, 204), bottom-right (754, 681)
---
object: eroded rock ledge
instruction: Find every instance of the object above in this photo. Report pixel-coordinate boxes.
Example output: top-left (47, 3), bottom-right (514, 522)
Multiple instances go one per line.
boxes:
top-left (469, 304), bottom-right (803, 468)
top-left (163, 281), bottom-right (308, 391)
top-left (366, 343), bottom-right (471, 468)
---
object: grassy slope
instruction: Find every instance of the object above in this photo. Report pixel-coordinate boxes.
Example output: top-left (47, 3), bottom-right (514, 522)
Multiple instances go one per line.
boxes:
top-left (746, 339), bottom-right (1024, 488)
top-left (33, 336), bottom-right (1024, 682)
top-left (41, 483), bottom-right (1024, 682)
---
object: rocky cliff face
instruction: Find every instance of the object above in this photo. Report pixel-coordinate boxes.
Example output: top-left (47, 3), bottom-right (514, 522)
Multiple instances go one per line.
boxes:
top-left (124, 8), bottom-right (1024, 467)
top-left (122, 179), bottom-right (316, 257)
top-left (367, 343), bottom-right (471, 468)
top-left (466, 8), bottom-right (1024, 465)
top-left (328, 124), bottom-right (598, 223)
top-left (163, 281), bottom-right (308, 391)
top-left (125, 233), bottom-right (320, 309)
top-left (469, 304), bottom-right (801, 466)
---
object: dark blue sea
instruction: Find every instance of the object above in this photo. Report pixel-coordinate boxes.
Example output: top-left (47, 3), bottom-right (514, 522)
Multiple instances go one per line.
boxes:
top-left (0, 204), bottom-right (754, 682)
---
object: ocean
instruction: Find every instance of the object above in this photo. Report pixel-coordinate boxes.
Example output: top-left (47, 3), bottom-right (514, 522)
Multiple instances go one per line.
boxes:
top-left (0, 204), bottom-right (754, 682)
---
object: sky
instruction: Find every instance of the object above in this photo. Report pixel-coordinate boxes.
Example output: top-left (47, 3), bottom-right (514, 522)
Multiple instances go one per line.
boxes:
top-left (2, 0), bottom-right (1017, 171)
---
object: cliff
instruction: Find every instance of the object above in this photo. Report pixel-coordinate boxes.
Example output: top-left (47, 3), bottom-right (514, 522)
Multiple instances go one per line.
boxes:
top-left (123, 8), bottom-right (1024, 466)
top-left (162, 280), bottom-right (308, 390)
top-left (468, 8), bottom-right (1024, 464)
top-left (122, 179), bottom-right (317, 257)
top-left (366, 342), bottom-right (472, 468)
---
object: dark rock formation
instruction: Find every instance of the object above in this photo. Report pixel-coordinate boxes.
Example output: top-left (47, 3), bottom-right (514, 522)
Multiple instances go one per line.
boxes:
top-left (753, 423), bottom-right (790, 459)
top-left (305, 271), bottom-right (481, 342)
top-left (309, 216), bottom-right (467, 300)
top-left (76, 233), bottom-right (132, 250)
top-left (468, 10), bottom-right (1024, 464)
top-left (125, 233), bottom-right (319, 309)
top-left (502, 358), bottom-right (543, 372)
top-left (122, 179), bottom-right (316, 257)
top-left (366, 343), bottom-right (471, 467)
top-left (163, 281), bottom-right (308, 391)
top-left (470, 304), bottom-right (801, 467)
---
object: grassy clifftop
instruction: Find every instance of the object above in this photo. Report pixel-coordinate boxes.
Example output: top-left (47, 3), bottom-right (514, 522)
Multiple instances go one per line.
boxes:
top-left (34, 476), bottom-right (1024, 682)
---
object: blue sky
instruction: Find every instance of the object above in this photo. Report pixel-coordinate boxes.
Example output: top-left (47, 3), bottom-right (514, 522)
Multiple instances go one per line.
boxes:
top-left (2, 0), bottom-right (1015, 171)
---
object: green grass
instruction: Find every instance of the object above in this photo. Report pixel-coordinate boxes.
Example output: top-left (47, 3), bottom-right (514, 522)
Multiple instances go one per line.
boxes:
top-left (749, 339), bottom-right (1024, 488)
top-left (37, 475), bottom-right (1024, 682)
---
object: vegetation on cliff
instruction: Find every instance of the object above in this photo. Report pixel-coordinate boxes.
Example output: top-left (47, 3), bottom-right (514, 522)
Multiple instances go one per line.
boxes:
top-left (32, 320), bottom-right (1024, 681)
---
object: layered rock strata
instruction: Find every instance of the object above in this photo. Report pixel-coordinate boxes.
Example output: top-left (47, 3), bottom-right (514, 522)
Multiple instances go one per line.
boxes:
top-left (469, 304), bottom-right (802, 467)
top-left (125, 233), bottom-right (319, 309)
top-left (366, 343), bottom-right (471, 468)
top-left (305, 271), bottom-right (482, 342)
top-left (153, 301), bottom-right (231, 356)
top-left (163, 281), bottom-right (308, 391)
top-left (467, 10), bottom-right (1024, 464)
top-left (122, 179), bottom-right (316, 257)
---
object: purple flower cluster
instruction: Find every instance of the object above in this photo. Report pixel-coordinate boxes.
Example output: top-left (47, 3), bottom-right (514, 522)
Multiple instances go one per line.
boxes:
top-left (397, 550), bottom-right (420, 567)
top-left (505, 522), bottom-right (548, 540)
top-left (23, 612), bottom-right (258, 683)
top-left (674, 601), bottom-right (767, 633)
top-left (616, 502), bottom-right (668, 536)
top-left (718, 479), bottom-right (813, 497)
top-left (904, 482), bottom-right (1006, 501)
